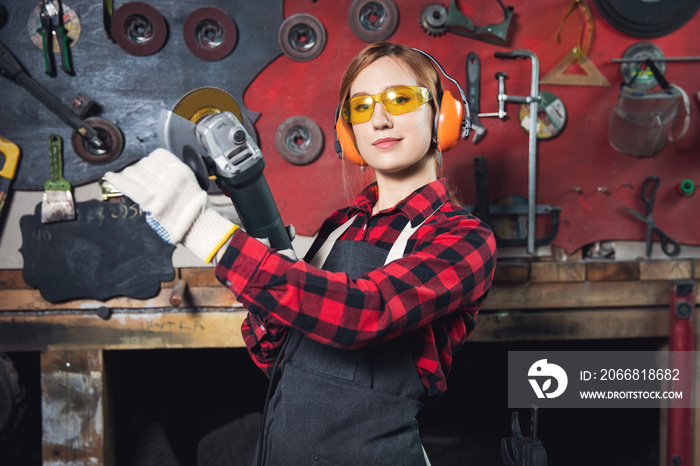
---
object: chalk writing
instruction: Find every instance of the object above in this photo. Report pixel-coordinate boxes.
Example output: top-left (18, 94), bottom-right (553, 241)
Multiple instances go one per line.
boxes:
top-left (83, 203), bottom-right (143, 223)
top-left (31, 229), bottom-right (52, 243)
top-left (140, 320), bottom-right (206, 333)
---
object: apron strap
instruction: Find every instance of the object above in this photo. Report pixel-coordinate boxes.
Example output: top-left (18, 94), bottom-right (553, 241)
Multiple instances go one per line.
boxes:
top-left (310, 202), bottom-right (446, 269)
top-left (385, 203), bottom-right (445, 265)
top-left (309, 214), bottom-right (358, 269)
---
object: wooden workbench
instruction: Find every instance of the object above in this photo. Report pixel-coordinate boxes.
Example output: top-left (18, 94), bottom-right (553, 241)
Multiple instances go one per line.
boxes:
top-left (0, 258), bottom-right (698, 465)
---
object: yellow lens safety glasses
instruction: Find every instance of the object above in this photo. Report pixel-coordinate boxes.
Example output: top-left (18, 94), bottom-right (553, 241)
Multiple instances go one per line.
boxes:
top-left (342, 86), bottom-right (432, 125)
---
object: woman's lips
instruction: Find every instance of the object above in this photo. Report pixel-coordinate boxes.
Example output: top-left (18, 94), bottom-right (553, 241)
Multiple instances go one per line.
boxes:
top-left (372, 137), bottom-right (401, 149)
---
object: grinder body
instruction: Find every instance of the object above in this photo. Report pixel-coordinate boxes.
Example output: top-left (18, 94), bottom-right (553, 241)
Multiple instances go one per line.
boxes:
top-left (159, 110), bottom-right (293, 252)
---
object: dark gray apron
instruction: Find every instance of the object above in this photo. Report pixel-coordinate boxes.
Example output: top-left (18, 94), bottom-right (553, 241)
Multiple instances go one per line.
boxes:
top-left (255, 213), bottom-right (437, 466)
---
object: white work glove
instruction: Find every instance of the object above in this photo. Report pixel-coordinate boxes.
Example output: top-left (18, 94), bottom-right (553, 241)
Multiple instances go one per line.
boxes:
top-left (105, 148), bottom-right (238, 263)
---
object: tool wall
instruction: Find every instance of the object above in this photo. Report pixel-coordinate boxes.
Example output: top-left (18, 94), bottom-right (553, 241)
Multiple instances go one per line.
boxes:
top-left (1, 0), bottom-right (699, 266)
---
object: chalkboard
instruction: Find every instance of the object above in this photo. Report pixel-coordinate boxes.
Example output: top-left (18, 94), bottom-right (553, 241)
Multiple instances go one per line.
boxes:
top-left (20, 199), bottom-right (174, 303)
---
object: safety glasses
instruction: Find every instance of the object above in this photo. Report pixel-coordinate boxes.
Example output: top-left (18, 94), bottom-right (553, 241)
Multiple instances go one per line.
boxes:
top-left (342, 85), bottom-right (433, 125)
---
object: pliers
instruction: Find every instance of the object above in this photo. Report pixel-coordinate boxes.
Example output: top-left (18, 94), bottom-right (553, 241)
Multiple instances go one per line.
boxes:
top-left (37, 0), bottom-right (73, 76)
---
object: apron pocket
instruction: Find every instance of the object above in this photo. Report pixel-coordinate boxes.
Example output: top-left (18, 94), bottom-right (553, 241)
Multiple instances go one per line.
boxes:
top-left (291, 335), bottom-right (360, 382)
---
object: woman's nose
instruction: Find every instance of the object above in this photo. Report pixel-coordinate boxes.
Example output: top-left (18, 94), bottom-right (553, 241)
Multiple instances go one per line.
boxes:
top-left (371, 102), bottom-right (392, 129)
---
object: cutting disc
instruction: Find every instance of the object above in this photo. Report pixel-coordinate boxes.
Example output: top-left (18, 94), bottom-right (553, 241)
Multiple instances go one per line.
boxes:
top-left (172, 87), bottom-right (242, 124)
top-left (518, 91), bottom-right (567, 140)
top-left (620, 42), bottom-right (666, 90)
top-left (593, 0), bottom-right (700, 38)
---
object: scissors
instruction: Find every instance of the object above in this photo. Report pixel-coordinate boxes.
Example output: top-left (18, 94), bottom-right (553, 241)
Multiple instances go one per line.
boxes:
top-left (623, 175), bottom-right (680, 259)
top-left (37, 0), bottom-right (74, 76)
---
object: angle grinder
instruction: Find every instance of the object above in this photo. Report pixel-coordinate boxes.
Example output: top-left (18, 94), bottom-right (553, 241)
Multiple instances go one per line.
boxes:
top-left (158, 87), bottom-right (293, 252)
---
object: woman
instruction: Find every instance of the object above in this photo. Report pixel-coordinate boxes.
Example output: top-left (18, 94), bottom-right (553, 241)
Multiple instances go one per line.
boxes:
top-left (107, 41), bottom-right (496, 466)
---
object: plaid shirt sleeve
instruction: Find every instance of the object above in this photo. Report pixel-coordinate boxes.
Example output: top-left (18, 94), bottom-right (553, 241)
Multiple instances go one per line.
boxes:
top-left (216, 203), bottom-right (496, 390)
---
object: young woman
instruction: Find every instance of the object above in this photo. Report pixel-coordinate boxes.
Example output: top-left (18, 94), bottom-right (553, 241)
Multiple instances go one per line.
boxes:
top-left (106, 42), bottom-right (496, 466)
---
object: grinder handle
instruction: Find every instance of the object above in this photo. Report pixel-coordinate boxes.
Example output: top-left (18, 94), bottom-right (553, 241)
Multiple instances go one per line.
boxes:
top-left (218, 160), bottom-right (294, 252)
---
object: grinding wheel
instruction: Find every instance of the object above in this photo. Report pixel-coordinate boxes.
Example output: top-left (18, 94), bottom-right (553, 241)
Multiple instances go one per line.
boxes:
top-left (274, 116), bottom-right (324, 165)
top-left (278, 13), bottom-right (326, 62)
top-left (111, 2), bottom-right (167, 57)
top-left (173, 86), bottom-right (242, 123)
top-left (348, 0), bottom-right (399, 42)
top-left (171, 87), bottom-right (257, 189)
top-left (70, 117), bottom-right (124, 164)
top-left (183, 7), bottom-right (237, 61)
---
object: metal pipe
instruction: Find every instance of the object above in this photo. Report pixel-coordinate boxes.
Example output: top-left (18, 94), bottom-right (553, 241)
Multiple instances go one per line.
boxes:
top-left (612, 56), bottom-right (700, 63)
top-left (493, 50), bottom-right (541, 254)
top-left (508, 50), bottom-right (540, 254)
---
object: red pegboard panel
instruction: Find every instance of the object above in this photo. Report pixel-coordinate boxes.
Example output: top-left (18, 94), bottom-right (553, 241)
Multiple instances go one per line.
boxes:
top-left (246, 0), bottom-right (700, 253)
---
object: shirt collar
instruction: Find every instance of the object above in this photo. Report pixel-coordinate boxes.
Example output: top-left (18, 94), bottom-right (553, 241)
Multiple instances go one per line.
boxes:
top-left (351, 178), bottom-right (450, 226)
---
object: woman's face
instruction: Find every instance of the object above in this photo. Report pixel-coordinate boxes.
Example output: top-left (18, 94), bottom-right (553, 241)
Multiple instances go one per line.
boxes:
top-left (349, 56), bottom-right (434, 175)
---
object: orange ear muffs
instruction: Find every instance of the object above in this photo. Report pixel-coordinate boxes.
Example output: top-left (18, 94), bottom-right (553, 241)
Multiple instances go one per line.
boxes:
top-left (435, 89), bottom-right (465, 153)
top-left (335, 113), bottom-right (368, 166)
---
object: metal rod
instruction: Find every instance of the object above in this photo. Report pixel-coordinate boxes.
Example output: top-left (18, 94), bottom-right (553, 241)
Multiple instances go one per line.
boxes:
top-left (493, 50), bottom-right (541, 254)
top-left (612, 56), bottom-right (700, 63)
top-left (508, 49), bottom-right (540, 255)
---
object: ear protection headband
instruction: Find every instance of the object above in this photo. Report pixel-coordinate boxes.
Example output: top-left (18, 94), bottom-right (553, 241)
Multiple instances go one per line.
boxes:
top-left (334, 47), bottom-right (471, 166)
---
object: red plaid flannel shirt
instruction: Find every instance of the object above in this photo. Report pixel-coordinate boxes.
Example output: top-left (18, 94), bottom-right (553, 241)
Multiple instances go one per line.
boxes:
top-left (215, 178), bottom-right (496, 402)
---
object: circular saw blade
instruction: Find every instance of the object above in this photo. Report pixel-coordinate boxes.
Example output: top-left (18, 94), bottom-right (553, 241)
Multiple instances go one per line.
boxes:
top-left (172, 87), bottom-right (242, 123)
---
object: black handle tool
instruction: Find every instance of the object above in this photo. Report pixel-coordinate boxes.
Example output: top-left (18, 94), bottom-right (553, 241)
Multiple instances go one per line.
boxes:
top-left (466, 52), bottom-right (486, 143)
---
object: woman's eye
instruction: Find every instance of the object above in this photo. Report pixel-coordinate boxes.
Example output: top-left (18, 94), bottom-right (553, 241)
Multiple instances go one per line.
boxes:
top-left (392, 96), bottom-right (410, 105)
top-left (354, 103), bottom-right (371, 112)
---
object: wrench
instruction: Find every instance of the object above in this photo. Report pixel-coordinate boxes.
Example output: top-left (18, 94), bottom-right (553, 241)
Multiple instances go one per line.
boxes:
top-left (466, 52), bottom-right (486, 143)
top-left (0, 38), bottom-right (104, 150)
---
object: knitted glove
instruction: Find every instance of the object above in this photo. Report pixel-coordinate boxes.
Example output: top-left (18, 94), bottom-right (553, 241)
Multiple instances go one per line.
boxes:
top-left (105, 148), bottom-right (238, 263)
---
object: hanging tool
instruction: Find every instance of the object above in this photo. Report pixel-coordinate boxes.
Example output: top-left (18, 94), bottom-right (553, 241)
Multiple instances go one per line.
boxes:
top-left (37, 0), bottom-right (73, 76)
top-left (0, 135), bottom-right (20, 221)
top-left (41, 134), bottom-right (75, 223)
top-left (487, 50), bottom-right (541, 254)
top-left (466, 52), bottom-right (486, 143)
top-left (0, 39), bottom-right (124, 162)
top-left (102, 0), bottom-right (114, 41)
top-left (465, 157), bottom-right (561, 248)
top-left (420, 0), bottom-right (514, 45)
top-left (540, 0), bottom-right (609, 87)
top-left (159, 88), bottom-right (294, 252)
top-left (501, 405), bottom-right (547, 466)
top-left (622, 175), bottom-right (680, 258)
